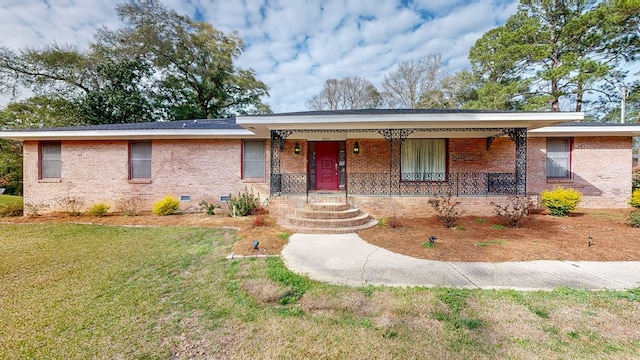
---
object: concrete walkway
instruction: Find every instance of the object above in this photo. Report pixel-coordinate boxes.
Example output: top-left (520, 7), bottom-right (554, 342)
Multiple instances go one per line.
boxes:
top-left (281, 233), bottom-right (640, 291)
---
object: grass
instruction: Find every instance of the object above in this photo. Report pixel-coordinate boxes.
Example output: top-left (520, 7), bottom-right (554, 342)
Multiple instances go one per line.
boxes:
top-left (475, 239), bottom-right (508, 247)
top-left (0, 194), bottom-right (22, 206)
top-left (491, 224), bottom-right (509, 230)
top-left (2, 223), bottom-right (640, 359)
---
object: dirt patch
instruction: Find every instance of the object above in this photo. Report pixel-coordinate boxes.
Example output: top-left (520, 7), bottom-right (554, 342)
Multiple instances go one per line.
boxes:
top-left (359, 209), bottom-right (640, 262)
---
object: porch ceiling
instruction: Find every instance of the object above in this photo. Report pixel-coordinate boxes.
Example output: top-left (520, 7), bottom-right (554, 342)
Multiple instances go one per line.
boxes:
top-left (237, 111), bottom-right (584, 137)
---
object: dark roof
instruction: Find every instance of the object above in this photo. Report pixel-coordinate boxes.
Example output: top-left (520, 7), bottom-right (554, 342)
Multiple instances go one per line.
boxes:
top-left (7, 118), bottom-right (241, 132)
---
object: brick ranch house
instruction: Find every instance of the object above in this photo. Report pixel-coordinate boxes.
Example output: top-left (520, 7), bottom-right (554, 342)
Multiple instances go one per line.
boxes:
top-left (1, 109), bottom-right (639, 230)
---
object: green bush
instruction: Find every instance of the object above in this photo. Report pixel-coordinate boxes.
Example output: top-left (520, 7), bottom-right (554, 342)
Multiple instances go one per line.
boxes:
top-left (629, 210), bottom-right (640, 228)
top-left (540, 186), bottom-right (582, 217)
top-left (228, 187), bottom-right (261, 217)
top-left (152, 196), bottom-right (180, 216)
top-left (87, 202), bottom-right (110, 217)
top-left (629, 189), bottom-right (640, 209)
top-left (198, 200), bottom-right (221, 215)
top-left (0, 200), bottom-right (23, 217)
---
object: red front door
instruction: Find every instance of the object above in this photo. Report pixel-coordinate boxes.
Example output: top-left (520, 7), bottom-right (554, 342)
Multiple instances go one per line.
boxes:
top-left (315, 142), bottom-right (339, 190)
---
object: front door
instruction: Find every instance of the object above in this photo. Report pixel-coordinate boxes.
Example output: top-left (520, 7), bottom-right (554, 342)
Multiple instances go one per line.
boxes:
top-left (314, 142), bottom-right (339, 190)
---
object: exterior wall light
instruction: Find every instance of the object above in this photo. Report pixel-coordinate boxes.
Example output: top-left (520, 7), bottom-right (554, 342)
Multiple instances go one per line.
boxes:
top-left (353, 141), bottom-right (360, 154)
top-left (294, 142), bottom-right (301, 154)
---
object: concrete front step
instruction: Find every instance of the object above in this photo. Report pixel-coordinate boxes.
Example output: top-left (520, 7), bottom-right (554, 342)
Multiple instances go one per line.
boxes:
top-left (284, 218), bottom-right (378, 234)
top-left (286, 212), bottom-right (372, 228)
top-left (295, 207), bottom-right (361, 219)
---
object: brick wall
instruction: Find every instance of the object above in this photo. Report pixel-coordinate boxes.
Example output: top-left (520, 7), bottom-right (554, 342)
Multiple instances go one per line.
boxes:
top-left (23, 139), bottom-right (270, 213)
top-left (527, 136), bottom-right (632, 208)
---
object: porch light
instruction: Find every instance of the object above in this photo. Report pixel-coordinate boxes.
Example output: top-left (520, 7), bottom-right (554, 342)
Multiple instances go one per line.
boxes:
top-left (294, 142), bottom-right (301, 154)
top-left (353, 141), bottom-right (360, 154)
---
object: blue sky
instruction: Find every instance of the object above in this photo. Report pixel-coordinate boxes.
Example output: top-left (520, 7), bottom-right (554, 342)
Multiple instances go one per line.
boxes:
top-left (0, 0), bottom-right (520, 113)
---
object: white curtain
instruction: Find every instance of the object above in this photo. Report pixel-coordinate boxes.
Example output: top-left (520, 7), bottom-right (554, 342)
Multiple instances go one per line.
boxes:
top-left (41, 142), bottom-right (61, 178)
top-left (546, 138), bottom-right (570, 178)
top-left (401, 139), bottom-right (446, 181)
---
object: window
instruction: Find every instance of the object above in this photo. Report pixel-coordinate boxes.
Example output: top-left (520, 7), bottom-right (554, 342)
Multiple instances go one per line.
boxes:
top-left (243, 140), bottom-right (265, 178)
top-left (401, 139), bottom-right (447, 181)
top-left (129, 141), bottom-right (152, 179)
top-left (546, 138), bottom-right (571, 179)
top-left (40, 141), bottom-right (61, 179)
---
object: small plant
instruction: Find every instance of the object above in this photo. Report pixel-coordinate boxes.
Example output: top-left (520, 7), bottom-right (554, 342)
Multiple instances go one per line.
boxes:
top-left (629, 210), bottom-right (640, 228)
top-left (387, 214), bottom-right (403, 228)
top-left (198, 200), bottom-right (221, 215)
top-left (422, 241), bottom-right (436, 249)
top-left (454, 225), bottom-right (466, 230)
top-left (540, 186), bottom-right (582, 217)
top-left (24, 202), bottom-right (49, 217)
top-left (277, 232), bottom-right (291, 240)
top-left (492, 224), bottom-right (508, 230)
top-left (491, 196), bottom-right (533, 228)
top-left (116, 196), bottom-right (143, 216)
top-left (152, 195), bottom-right (180, 216)
top-left (475, 239), bottom-right (507, 247)
top-left (228, 187), bottom-right (260, 217)
top-left (428, 194), bottom-right (464, 228)
top-left (377, 216), bottom-right (389, 226)
top-left (474, 218), bottom-right (487, 224)
top-left (54, 196), bottom-right (85, 216)
top-left (86, 202), bottom-right (110, 217)
top-left (629, 189), bottom-right (640, 208)
top-left (252, 214), bottom-right (267, 227)
top-left (0, 201), bottom-right (23, 217)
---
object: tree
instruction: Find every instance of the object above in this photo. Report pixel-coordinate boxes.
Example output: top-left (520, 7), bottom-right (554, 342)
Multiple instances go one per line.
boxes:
top-left (95, 0), bottom-right (270, 119)
top-left (380, 54), bottom-right (449, 109)
top-left (306, 76), bottom-right (382, 110)
top-left (468, 0), bottom-right (640, 114)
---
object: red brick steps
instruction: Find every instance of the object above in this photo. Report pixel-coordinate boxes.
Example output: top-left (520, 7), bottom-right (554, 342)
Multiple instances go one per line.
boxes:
top-left (283, 202), bottom-right (377, 234)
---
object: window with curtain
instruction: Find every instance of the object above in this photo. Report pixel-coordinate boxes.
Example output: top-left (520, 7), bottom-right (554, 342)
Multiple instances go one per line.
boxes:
top-left (40, 141), bottom-right (61, 179)
top-left (243, 140), bottom-right (265, 178)
top-left (546, 138), bottom-right (571, 179)
top-left (129, 141), bottom-right (152, 179)
top-left (401, 139), bottom-right (447, 181)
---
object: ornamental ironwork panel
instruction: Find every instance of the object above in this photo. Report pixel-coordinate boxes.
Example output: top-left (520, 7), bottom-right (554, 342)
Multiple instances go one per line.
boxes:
top-left (487, 173), bottom-right (517, 195)
top-left (347, 173), bottom-right (390, 195)
top-left (280, 173), bottom-right (308, 194)
top-left (507, 128), bottom-right (527, 196)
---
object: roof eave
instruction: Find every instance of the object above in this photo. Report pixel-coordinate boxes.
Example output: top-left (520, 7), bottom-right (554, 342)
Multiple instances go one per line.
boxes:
top-left (529, 125), bottom-right (640, 137)
top-left (0, 128), bottom-right (259, 141)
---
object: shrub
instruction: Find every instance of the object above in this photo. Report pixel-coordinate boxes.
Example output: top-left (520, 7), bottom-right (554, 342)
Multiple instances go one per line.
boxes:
top-left (116, 196), bottom-right (143, 216)
top-left (428, 194), bottom-right (464, 228)
top-left (87, 202), bottom-right (110, 217)
top-left (252, 214), bottom-right (267, 227)
top-left (54, 196), bottom-right (84, 216)
top-left (629, 210), bottom-right (640, 228)
top-left (0, 201), bottom-right (23, 217)
top-left (629, 189), bottom-right (640, 209)
top-left (24, 202), bottom-right (49, 217)
top-left (152, 195), bottom-right (180, 216)
top-left (540, 186), bottom-right (582, 217)
top-left (228, 187), bottom-right (260, 217)
top-left (491, 196), bottom-right (533, 228)
top-left (198, 200), bottom-right (221, 215)
top-left (388, 214), bottom-right (403, 228)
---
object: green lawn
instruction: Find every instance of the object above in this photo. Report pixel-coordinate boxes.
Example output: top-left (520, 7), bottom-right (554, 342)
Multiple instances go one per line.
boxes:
top-left (1, 223), bottom-right (639, 359)
top-left (0, 194), bottom-right (22, 206)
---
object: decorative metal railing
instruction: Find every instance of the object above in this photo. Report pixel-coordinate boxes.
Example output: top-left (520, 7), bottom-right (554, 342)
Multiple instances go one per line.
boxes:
top-left (273, 172), bottom-right (517, 196)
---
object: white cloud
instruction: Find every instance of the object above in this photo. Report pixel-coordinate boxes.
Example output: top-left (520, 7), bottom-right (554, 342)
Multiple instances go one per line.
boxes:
top-left (0, 0), bottom-right (523, 112)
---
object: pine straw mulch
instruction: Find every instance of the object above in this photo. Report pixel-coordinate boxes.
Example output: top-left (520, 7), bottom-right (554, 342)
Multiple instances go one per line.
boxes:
top-left (3, 208), bottom-right (639, 262)
top-left (358, 209), bottom-right (640, 262)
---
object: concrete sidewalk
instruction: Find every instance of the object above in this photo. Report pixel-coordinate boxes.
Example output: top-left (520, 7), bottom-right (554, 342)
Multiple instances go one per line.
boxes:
top-left (281, 233), bottom-right (640, 291)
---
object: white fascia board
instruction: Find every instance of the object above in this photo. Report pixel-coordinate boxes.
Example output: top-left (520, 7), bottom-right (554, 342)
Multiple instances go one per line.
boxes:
top-left (529, 125), bottom-right (640, 137)
top-left (0, 128), bottom-right (259, 141)
top-left (237, 112), bottom-right (584, 130)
